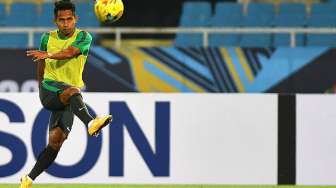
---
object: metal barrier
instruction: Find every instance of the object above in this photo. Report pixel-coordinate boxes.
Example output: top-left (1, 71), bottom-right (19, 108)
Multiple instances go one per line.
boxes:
top-left (1, 27), bottom-right (336, 48)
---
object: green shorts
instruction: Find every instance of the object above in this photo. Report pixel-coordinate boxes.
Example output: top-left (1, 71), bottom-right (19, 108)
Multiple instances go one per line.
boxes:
top-left (39, 79), bottom-right (74, 134)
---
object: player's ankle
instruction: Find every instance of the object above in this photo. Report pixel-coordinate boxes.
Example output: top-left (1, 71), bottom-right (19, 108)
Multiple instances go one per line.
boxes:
top-left (27, 175), bottom-right (33, 182)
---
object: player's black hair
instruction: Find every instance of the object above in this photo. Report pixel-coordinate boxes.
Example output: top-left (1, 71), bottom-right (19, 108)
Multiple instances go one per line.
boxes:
top-left (54, 0), bottom-right (76, 18)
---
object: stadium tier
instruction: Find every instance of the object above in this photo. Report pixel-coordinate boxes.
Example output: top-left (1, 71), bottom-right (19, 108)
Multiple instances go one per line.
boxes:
top-left (1, 1), bottom-right (336, 47)
top-left (0, 1), bottom-right (99, 47)
top-left (175, 1), bottom-right (336, 47)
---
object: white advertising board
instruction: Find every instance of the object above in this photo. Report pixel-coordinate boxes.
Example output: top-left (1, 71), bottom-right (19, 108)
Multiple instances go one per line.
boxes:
top-left (297, 95), bottom-right (336, 185)
top-left (0, 93), bottom-right (277, 184)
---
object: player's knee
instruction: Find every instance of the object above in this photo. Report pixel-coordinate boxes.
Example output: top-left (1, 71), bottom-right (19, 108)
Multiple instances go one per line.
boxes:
top-left (48, 128), bottom-right (67, 150)
top-left (60, 87), bottom-right (81, 104)
top-left (67, 87), bottom-right (81, 97)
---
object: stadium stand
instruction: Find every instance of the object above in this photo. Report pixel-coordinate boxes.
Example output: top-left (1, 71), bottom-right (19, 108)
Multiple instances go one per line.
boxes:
top-left (4, 3), bottom-right (37, 26)
top-left (0, 3), bottom-right (35, 47)
top-left (0, 3), bottom-right (4, 26)
top-left (306, 3), bottom-right (336, 46)
top-left (0, 0), bottom-right (98, 47)
top-left (175, 1), bottom-right (212, 47)
top-left (36, 2), bottom-right (53, 27)
top-left (76, 1), bottom-right (99, 27)
top-left (175, 1), bottom-right (336, 47)
top-left (208, 2), bottom-right (243, 46)
top-left (1, 0), bottom-right (336, 47)
top-left (240, 3), bottom-right (274, 47)
top-left (273, 3), bottom-right (306, 46)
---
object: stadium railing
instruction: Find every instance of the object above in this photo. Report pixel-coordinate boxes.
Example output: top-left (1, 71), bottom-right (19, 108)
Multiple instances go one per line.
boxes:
top-left (1, 27), bottom-right (336, 48)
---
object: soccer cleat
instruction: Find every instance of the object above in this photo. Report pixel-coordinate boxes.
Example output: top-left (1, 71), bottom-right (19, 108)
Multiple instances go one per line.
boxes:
top-left (88, 115), bottom-right (112, 136)
top-left (20, 175), bottom-right (32, 188)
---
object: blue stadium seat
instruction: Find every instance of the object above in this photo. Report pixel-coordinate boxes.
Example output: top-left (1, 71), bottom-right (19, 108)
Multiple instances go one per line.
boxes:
top-left (5, 3), bottom-right (37, 26)
top-left (247, 3), bottom-right (274, 17)
top-left (306, 3), bottom-right (336, 46)
top-left (37, 3), bottom-right (54, 27)
top-left (273, 3), bottom-right (306, 47)
top-left (182, 1), bottom-right (212, 18)
top-left (278, 3), bottom-right (306, 15)
top-left (240, 3), bottom-right (274, 47)
top-left (311, 3), bottom-right (336, 15)
top-left (306, 14), bottom-right (336, 46)
top-left (175, 2), bottom-right (211, 47)
top-left (273, 15), bottom-right (305, 47)
top-left (76, 2), bottom-right (99, 27)
top-left (175, 17), bottom-right (210, 47)
top-left (0, 34), bottom-right (28, 48)
top-left (0, 4), bottom-right (5, 26)
top-left (209, 2), bottom-right (243, 46)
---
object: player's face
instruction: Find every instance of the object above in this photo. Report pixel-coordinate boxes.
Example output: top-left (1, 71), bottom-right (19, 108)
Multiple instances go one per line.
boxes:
top-left (55, 10), bottom-right (78, 36)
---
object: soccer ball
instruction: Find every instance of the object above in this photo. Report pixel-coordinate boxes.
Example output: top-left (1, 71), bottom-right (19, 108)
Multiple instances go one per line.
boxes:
top-left (94, 0), bottom-right (124, 23)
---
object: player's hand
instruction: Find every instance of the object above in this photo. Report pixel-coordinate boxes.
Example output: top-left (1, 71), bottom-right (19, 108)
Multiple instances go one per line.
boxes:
top-left (26, 50), bottom-right (50, 62)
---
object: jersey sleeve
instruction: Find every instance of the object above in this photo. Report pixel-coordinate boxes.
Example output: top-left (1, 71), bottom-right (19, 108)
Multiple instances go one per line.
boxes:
top-left (71, 31), bottom-right (93, 56)
top-left (39, 32), bottom-right (50, 51)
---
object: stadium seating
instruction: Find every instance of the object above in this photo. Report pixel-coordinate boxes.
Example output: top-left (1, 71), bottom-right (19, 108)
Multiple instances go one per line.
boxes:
top-left (0, 1), bottom-right (99, 48)
top-left (181, 1), bottom-right (212, 19)
top-left (0, 1), bottom-right (99, 27)
top-left (175, 1), bottom-right (336, 47)
top-left (36, 2), bottom-right (54, 27)
top-left (240, 3), bottom-right (274, 47)
top-left (0, 3), bottom-right (4, 26)
top-left (306, 3), bottom-right (336, 46)
top-left (76, 2), bottom-right (99, 27)
top-left (2, 1), bottom-right (336, 47)
top-left (306, 14), bottom-right (336, 46)
top-left (311, 2), bottom-right (336, 14)
top-left (4, 3), bottom-right (37, 26)
top-left (278, 2), bottom-right (306, 14)
top-left (273, 3), bottom-right (306, 46)
top-left (0, 3), bottom-right (34, 47)
top-left (209, 2), bottom-right (243, 46)
top-left (175, 2), bottom-right (212, 47)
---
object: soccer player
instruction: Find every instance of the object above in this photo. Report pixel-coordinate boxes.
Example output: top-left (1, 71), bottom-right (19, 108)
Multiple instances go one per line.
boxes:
top-left (20, 0), bottom-right (112, 187)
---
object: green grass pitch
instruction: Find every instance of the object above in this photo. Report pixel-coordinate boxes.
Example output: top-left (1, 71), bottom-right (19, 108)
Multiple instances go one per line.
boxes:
top-left (0, 185), bottom-right (335, 188)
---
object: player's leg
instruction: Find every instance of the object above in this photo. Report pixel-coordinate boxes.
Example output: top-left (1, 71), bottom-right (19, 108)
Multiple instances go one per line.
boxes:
top-left (22, 107), bottom-right (73, 186)
top-left (20, 82), bottom-right (68, 188)
top-left (27, 127), bottom-right (67, 180)
top-left (59, 87), bottom-right (94, 126)
top-left (59, 87), bottom-right (112, 136)
top-left (20, 109), bottom-right (69, 188)
top-left (39, 80), bottom-right (92, 125)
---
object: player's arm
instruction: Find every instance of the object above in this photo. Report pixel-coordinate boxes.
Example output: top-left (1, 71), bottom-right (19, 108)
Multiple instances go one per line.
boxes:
top-left (48, 46), bottom-right (81, 60)
top-left (26, 46), bottom-right (80, 61)
top-left (26, 31), bottom-right (92, 61)
top-left (50, 31), bottom-right (93, 59)
top-left (37, 60), bottom-right (45, 87)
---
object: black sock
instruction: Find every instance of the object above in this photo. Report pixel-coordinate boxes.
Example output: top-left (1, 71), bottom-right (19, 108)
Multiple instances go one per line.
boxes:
top-left (28, 146), bottom-right (59, 180)
top-left (69, 93), bottom-right (93, 126)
